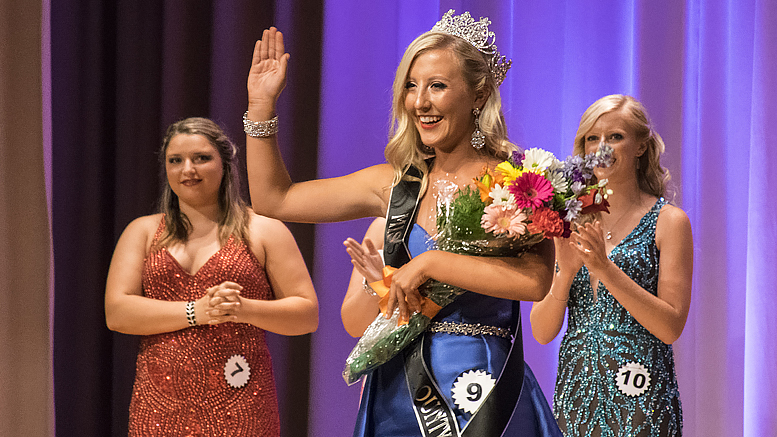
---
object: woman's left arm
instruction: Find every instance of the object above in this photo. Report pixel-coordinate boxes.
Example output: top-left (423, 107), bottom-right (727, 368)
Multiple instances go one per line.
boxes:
top-left (572, 206), bottom-right (693, 344)
top-left (209, 214), bottom-right (318, 335)
top-left (386, 238), bottom-right (555, 321)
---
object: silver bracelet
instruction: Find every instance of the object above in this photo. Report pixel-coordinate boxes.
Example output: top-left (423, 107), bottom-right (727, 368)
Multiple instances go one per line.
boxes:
top-left (186, 301), bottom-right (197, 326)
top-left (362, 277), bottom-right (378, 297)
top-left (243, 111), bottom-right (279, 138)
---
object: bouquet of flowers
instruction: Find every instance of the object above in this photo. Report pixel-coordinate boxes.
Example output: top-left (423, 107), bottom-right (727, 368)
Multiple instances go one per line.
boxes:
top-left (342, 144), bottom-right (614, 385)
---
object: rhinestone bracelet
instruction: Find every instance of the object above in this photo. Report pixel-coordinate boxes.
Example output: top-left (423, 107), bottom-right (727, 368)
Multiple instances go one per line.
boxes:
top-left (186, 301), bottom-right (196, 326)
top-left (243, 111), bottom-right (279, 138)
top-left (362, 278), bottom-right (378, 297)
top-left (427, 321), bottom-right (512, 339)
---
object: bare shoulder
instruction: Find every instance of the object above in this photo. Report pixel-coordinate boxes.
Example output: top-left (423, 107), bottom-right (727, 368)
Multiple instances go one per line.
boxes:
top-left (356, 163), bottom-right (395, 199)
top-left (656, 204), bottom-right (692, 247)
top-left (246, 210), bottom-right (296, 253)
top-left (366, 216), bottom-right (387, 233)
top-left (359, 163), bottom-right (395, 180)
top-left (247, 210), bottom-right (291, 237)
top-left (123, 213), bottom-right (163, 240)
top-left (657, 203), bottom-right (691, 228)
top-left (113, 213), bottom-right (163, 256)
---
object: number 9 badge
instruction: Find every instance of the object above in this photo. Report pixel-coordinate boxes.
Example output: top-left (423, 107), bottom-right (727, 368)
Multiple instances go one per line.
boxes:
top-left (451, 369), bottom-right (496, 414)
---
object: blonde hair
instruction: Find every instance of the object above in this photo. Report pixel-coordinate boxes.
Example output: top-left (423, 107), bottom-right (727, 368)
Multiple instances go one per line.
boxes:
top-left (384, 32), bottom-right (517, 192)
top-left (156, 117), bottom-right (249, 248)
top-left (573, 94), bottom-right (670, 198)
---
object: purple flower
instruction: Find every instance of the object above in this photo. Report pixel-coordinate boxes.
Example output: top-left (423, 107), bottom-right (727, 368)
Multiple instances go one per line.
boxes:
top-left (511, 150), bottom-right (525, 166)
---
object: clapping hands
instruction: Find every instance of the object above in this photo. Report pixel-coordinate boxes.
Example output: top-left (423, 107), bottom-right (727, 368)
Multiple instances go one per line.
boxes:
top-left (343, 237), bottom-right (384, 283)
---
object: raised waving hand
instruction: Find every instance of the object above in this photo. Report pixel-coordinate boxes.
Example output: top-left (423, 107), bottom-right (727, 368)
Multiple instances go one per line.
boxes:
top-left (248, 27), bottom-right (290, 112)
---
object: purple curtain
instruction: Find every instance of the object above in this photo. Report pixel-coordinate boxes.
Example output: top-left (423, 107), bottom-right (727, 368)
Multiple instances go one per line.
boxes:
top-left (48, 0), bottom-right (775, 436)
top-left (309, 1), bottom-right (777, 436)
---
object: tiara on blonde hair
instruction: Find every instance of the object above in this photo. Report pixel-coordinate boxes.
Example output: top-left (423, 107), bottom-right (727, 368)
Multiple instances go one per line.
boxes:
top-left (431, 9), bottom-right (512, 86)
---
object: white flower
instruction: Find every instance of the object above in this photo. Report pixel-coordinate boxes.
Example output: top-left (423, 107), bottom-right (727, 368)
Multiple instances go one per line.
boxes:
top-left (488, 184), bottom-right (516, 207)
top-left (522, 148), bottom-right (557, 173)
top-left (547, 169), bottom-right (568, 193)
top-left (570, 181), bottom-right (586, 195)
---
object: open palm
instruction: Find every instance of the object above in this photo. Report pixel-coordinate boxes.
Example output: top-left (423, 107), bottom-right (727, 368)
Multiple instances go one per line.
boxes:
top-left (247, 27), bottom-right (290, 107)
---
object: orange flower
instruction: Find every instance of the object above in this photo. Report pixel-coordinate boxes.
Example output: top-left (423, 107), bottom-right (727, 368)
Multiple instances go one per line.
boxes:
top-left (473, 167), bottom-right (497, 203)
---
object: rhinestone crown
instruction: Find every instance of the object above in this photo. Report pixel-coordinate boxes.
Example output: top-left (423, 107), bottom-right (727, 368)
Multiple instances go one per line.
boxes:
top-left (431, 9), bottom-right (512, 86)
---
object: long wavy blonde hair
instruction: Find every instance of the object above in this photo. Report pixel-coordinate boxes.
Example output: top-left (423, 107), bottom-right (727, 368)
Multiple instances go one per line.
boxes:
top-left (573, 94), bottom-right (670, 198)
top-left (156, 117), bottom-right (249, 248)
top-left (384, 32), bottom-right (517, 192)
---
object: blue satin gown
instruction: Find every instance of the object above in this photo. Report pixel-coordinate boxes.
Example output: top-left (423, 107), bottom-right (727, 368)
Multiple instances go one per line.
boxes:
top-left (353, 224), bottom-right (561, 437)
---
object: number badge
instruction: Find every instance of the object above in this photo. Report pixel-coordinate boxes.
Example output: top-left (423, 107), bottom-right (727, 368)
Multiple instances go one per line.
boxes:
top-left (615, 361), bottom-right (651, 397)
top-left (224, 354), bottom-right (251, 388)
top-left (451, 369), bottom-right (496, 414)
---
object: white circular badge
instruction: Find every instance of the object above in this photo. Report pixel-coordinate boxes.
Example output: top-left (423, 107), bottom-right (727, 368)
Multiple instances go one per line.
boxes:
top-left (615, 361), bottom-right (651, 397)
top-left (451, 369), bottom-right (496, 414)
top-left (224, 354), bottom-right (251, 388)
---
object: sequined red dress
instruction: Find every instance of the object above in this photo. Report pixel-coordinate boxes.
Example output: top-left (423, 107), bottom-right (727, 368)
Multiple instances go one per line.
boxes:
top-left (128, 220), bottom-right (280, 437)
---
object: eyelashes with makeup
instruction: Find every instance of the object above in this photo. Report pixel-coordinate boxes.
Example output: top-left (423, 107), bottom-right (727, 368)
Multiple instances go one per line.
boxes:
top-left (167, 155), bottom-right (214, 165)
top-left (404, 81), bottom-right (448, 90)
top-left (585, 133), bottom-right (624, 143)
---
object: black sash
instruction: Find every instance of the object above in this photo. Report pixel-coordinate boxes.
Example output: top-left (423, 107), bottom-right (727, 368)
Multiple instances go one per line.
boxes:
top-left (384, 164), bottom-right (526, 437)
top-left (383, 164), bottom-right (423, 268)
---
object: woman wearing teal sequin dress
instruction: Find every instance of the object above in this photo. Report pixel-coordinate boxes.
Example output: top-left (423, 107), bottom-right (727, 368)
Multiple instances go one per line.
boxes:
top-left (530, 95), bottom-right (693, 437)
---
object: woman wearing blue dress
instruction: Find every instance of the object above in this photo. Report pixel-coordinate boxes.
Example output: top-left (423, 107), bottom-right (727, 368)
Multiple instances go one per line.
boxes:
top-left (530, 95), bottom-right (693, 437)
top-left (245, 10), bottom-right (562, 437)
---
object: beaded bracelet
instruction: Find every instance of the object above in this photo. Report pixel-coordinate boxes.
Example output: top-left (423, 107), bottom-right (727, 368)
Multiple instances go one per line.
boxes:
top-left (185, 301), bottom-right (197, 326)
top-left (243, 111), bottom-right (279, 138)
top-left (362, 278), bottom-right (378, 297)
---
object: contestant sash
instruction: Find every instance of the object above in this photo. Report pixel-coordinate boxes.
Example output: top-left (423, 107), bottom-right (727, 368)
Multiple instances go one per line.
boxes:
top-left (384, 164), bottom-right (527, 437)
top-left (403, 305), bottom-right (525, 437)
top-left (383, 164), bottom-right (423, 268)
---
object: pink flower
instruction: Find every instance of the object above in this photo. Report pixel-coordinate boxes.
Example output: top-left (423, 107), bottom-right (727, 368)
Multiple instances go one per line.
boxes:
top-left (481, 204), bottom-right (528, 238)
top-left (508, 172), bottom-right (554, 209)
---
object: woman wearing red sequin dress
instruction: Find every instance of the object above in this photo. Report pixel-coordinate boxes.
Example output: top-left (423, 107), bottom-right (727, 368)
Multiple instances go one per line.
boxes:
top-left (105, 117), bottom-right (318, 437)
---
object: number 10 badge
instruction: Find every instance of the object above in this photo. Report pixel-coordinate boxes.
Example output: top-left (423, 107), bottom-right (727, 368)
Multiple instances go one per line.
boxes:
top-left (615, 361), bottom-right (651, 397)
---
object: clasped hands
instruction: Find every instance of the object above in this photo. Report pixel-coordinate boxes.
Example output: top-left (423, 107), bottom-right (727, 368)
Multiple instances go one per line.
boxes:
top-left (195, 281), bottom-right (244, 325)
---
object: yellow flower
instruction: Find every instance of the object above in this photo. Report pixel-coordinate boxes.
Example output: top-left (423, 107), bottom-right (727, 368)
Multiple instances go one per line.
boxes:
top-left (496, 161), bottom-right (524, 184)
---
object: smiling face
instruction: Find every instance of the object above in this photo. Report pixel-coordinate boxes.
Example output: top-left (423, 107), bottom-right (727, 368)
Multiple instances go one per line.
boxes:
top-left (165, 133), bottom-right (224, 208)
top-left (583, 109), bottom-right (646, 182)
top-left (403, 48), bottom-right (480, 153)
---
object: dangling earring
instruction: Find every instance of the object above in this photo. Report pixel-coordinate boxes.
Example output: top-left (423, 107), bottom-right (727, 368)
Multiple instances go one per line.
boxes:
top-left (421, 143), bottom-right (434, 154)
top-left (471, 108), bottom-right (485, 150)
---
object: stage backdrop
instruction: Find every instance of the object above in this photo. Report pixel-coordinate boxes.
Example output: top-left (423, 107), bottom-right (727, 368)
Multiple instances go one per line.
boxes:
top-left (311, 1), bottom-right (776, 436)
top-left (2, 0), bottom-right (772, 436)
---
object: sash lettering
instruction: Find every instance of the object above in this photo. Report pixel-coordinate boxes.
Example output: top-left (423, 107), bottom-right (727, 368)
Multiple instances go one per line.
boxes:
top-left (414, 385), bottom-right (454, 437)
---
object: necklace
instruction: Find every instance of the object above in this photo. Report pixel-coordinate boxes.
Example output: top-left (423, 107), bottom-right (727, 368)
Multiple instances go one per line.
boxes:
top-left (605, 208), bottom-right (632, 240)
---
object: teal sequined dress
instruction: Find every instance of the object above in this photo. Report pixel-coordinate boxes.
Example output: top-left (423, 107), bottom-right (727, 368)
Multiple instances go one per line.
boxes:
top-left (553, 198), bottom-right (682, 436)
